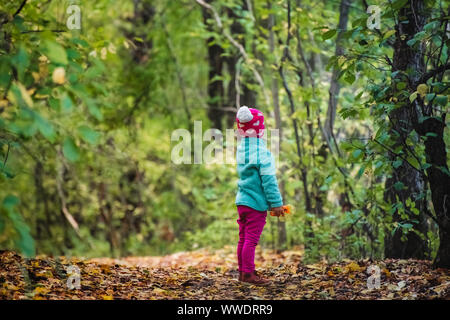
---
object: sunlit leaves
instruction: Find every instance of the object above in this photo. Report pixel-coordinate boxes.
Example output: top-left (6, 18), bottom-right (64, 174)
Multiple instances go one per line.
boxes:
top-left (52, 67), bottom-right (66, 85)
top-left (382, 30), bottom-right (396, 41)
top-left (416, 84), bottom-right (428, 97)
top-left (8, 82), bottom-right (33, 108)
top-left (409, 91), bottom-right (418, 102)
top-left (43, 40), bottom-right (68, 65)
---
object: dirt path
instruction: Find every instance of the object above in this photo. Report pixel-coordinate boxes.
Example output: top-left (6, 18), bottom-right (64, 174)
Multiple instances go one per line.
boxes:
top-left (1, 247), bottom-right (449, 300)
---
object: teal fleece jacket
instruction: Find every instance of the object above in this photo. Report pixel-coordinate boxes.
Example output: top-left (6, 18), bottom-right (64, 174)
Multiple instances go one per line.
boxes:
top-left (235, 137), bottom-right (283, 211)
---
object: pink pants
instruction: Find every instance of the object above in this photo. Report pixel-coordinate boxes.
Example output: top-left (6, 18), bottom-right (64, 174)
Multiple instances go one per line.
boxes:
top-left (236, 205), bottom-right (267, 273)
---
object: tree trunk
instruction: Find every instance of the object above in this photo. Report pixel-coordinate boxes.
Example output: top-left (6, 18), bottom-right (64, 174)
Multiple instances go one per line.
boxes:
top-left (410, 6), bottom-right (450, 268)
top-left (324, 0), bottom-right (351, 149)
top-left (128, 0), bottom-right (155, 64)
top-left (225, 0), bottom-right (257, 125)
top-left (268, 3), bottom-right (287, 250)
top-left (201, 2), bottom-right (225, 129)
top-left (418, 116), bottom-right (450, 267)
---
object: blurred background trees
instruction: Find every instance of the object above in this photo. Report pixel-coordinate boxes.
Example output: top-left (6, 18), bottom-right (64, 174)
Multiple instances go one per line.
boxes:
top-left (0, 0), bottom-right (448, 267)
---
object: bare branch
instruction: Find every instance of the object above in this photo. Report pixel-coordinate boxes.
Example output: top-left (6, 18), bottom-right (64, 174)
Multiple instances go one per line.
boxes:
top-left (56, 147), bottom-right (81, 237)
top-left (13, 0), bottom-right (28, 18)
top-left (0, 0), bottom-right (28, 26)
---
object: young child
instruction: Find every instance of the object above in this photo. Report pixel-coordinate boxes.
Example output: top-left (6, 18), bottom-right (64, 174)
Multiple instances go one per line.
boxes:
top-left (235, 105), bottom-right (284, 285)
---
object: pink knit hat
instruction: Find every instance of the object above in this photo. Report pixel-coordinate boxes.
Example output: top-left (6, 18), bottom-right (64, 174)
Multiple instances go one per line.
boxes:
top-left (236, 106), bottom-right (265, 138)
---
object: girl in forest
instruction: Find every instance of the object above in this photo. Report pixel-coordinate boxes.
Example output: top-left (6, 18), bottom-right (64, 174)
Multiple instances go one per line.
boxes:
top-left (235, 105), bottom-right (284, 285)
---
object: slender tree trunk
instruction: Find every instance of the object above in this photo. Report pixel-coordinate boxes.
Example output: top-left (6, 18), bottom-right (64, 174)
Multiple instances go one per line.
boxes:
top-left (279, 0), bottom-right (314, 255)
top-left (268, 3), bottom-right (287, 250)
top-left (128, 0), bottom-right (155, 64)
top-left (33, 161), bottom-right (52, 238)
top-left (384, 0), bottom-right (429, 259)
top-left (201, 2), bottom-right (225, 129)
top-left (324, 0), bottom-right (351, 149)
top-left (225, 0), bottom-right (257, 119)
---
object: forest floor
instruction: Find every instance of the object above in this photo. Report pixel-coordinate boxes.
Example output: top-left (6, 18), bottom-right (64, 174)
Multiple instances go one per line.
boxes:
top-left (0, 246), bottom-right (449, 300)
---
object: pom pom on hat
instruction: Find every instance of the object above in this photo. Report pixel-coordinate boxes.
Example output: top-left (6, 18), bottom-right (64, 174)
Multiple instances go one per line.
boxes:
top-left (236, 105), bottom-right (265, 138)
top-left (236, 105), bottom-right (253, 123)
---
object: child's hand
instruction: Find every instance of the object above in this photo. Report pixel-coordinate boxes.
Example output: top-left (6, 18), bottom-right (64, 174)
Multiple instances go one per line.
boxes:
top-left (271, 206), bottom-right (285, 217)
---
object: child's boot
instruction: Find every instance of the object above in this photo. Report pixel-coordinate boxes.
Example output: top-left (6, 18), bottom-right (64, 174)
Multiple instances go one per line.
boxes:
top-left (241, 271), bottom-right (270, 286)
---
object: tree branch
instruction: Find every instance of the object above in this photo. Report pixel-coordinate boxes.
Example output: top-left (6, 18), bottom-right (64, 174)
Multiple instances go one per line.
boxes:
top-left (56, 147), bottom-right (81, 237)
top-left (1, 0), bottom-right (28, 26)
top-left (13, 0), bottom-right (28, 18)
top-left (418, 63), bottom-right (450, 84)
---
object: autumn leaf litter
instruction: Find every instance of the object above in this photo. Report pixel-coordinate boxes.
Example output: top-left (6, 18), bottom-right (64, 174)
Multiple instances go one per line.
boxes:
top-left (0, 247), bottom-right (449, 300)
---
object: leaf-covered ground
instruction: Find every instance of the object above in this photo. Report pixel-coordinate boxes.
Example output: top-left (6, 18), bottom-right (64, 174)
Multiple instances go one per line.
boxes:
top-left (1, 247), bottom-right (449, 300)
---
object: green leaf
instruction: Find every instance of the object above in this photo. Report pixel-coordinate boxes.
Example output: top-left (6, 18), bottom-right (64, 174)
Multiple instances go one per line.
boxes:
top-left (2, 195), bottom-right (20, 210)
top-left (393, 159), bottom-right (402, 168)
top-left (60, 93), bottom-right (73, 112)
top-left (11, 46), bottom-right (29, 81)
top-left (35, 114), bottom-right (55, 142)
top-left (352, 149), bottom-right (362, 159)
top-left (62, 137), bottom-right (80, 162)
top-left (417, 84), bottom-right (428, 97)
top-left (409, 91), bottom-right (418, 102)
top-left (401, 223), bottom-right (413, 229)
top-left (396, 82), bottom-right (407, 90)
top-left (424, 21), bottom-right (439, 32)
top-left (86, 100), bottom-right (103, 121)
top-left (422, 163), bottom-right (432, 170)
top-left (383, 30), bottom-right (396, 40)
top-left (394, 181), bottom-right (405, 190)
top-left (425, 93), bottom-right (436, 102)
top-left (435, 95), bottom-right (447, 106)
top-left (322, 29), bottom-right (337, 41)
top-left (2, 195), bottom-right (35, 258)
top-left (407, 156), bottom-right (419, 169)
top-left (345, 72), bottom-right (356, 84)
top-left (8, 82), bottom-right (33, 108)
top-left (44, 40), bottom-right (68, 65)
top-left (392, 0), bottom-right (408, 10)
top-left (15, 223), bottom-right (35, 258)
top-left (406, 38), bottom-right (417, 47)
top-left (49, 97), bottom-right (59, 110)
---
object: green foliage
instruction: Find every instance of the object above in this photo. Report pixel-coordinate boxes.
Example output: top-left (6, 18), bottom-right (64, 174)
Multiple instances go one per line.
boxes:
top-left (0, 195), bottom-right (35, 257)
top-left (0, 0), bottom-right (446, 263)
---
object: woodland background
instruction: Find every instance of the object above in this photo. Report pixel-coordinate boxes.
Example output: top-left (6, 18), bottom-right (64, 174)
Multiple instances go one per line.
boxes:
top-left (0, 0), bottom-right (449, 269)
